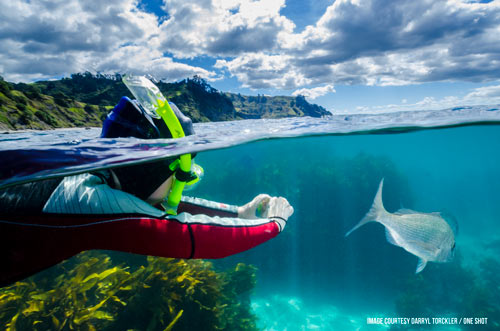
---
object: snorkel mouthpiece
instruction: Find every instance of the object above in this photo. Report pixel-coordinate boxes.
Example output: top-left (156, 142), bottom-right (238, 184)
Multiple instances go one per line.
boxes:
top-left (122, 74), bottom-right (193, 215)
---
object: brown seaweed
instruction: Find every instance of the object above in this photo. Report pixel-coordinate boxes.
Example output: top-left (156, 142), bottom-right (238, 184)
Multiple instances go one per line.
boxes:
top-left (0, 251), bottom-right (258, 330)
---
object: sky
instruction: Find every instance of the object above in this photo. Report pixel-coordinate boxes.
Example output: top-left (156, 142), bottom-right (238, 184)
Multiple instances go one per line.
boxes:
top-left (0, 0), bottom-right (500, 113)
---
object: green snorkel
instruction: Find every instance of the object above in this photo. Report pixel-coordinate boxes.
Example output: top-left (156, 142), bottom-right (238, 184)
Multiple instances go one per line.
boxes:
top-left (122, 75), bottom-right (192, 215)
top-left (156, 99), bottom-right (192, 215)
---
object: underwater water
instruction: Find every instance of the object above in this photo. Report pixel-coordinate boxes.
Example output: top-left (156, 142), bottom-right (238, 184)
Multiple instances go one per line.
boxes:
top-left (1, 107), bottom-right (500, 330)
top-left (193, 124), bottom-right (500, 330)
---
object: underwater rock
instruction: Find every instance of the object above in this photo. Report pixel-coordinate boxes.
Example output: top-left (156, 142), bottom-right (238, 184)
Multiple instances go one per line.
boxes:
top-left (394, 251), bottom-right (500, 330)
top-left (484, 237), bottom-right (500, 253)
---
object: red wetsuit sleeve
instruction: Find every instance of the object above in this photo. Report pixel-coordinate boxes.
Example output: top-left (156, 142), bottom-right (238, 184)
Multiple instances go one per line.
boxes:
top-left (92, 214), bottom-right (281, 259)
top-left (187, 218), bottom-right (280, 259)
top-left (168, 196), bottom-right (282, 258)
top-left (1, 213), bottom-right (281, 286)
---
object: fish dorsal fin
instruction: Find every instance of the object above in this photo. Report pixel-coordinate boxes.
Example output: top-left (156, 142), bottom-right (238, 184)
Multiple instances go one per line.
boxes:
top-left (385, 228), bottom-right (399, 246)
top-left (416, 259), bottom-right (427, 273)
top-left (394, 208), bottom-right (420, 215)
top-left (395, 209), bottom-right (441, 217)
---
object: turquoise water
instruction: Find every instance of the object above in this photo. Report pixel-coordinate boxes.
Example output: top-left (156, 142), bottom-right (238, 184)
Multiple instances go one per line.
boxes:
top-left (1, 108), bottom-right (500, 329)
top-left (191, 125), bottom-right (500, 330)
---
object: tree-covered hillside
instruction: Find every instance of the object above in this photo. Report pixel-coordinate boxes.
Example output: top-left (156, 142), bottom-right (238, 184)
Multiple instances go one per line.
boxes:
top-left (0, 76), bottom-right (109, 130)
top-left (0, 73), bottom-right (330, 130)
top-left (227, 93), bottom-right (328, 119)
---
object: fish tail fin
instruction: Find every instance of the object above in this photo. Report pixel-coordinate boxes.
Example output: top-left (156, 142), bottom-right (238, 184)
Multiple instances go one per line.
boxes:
top-left (369, 178), bottom-right (389, 218)
top-left (345, 179), bottom-right (389, 237)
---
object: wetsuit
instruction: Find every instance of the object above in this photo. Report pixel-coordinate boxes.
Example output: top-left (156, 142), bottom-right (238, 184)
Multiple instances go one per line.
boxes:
top-left (0, 173), bottom-right (284, 287)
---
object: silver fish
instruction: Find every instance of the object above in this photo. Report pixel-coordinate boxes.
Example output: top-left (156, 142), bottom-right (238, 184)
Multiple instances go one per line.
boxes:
top-left (345, 179), bottom-right (457, 273)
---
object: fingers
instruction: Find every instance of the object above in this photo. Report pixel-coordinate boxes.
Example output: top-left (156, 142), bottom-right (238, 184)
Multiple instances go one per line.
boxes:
top-left (266, 196), bottom-right (293, 232)
top-left (267, 197), bottom-right (294, 220)
top-left (238, 194), bottom-right (271, 219)
top-left (251, 194), bottom-right (271, 217)
top-left (251, 194), bottom-right (271, 206)
top-left (279, 198), bottom-right (294, 219)
top-left (239, 194), bottom-right (293, 221)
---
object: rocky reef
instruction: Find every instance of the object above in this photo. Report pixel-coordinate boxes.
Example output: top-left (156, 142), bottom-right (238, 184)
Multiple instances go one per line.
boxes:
top-left (393, 251), bottom-right (500, 330)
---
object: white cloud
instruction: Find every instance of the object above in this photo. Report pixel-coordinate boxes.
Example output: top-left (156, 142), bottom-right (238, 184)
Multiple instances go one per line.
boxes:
top-left (463, 84), bottom-right (500, 103)
top-left (292, 84), bottom-right (335, 99)
top-left (337, 84), bottom-right (500, 114)
top-left (219, 0), bottom-right (500, 89)
top-left (0, 0), bottom-right (214, 82)
top-left (1, 0), bottom-right (500, 92)
top-left (158, 0), bottom-right (294, 57)
top-left (215, 53), bottom-right (310, 89)
top-left (93, 45), bottom-right (216, 81)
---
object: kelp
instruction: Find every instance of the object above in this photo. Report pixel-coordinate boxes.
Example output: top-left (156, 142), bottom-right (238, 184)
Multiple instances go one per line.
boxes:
top-left (0, 251), bottom-right (258, 330)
